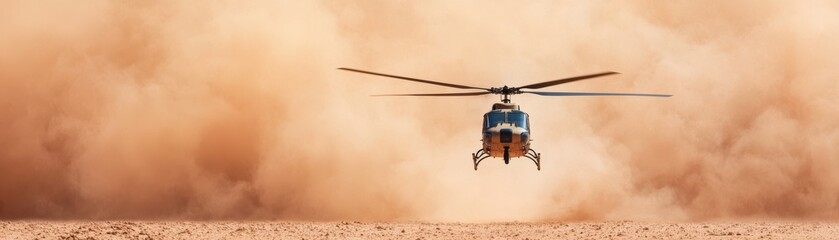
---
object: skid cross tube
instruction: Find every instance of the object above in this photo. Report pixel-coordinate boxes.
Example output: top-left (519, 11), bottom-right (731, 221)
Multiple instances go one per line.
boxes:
top-left (472, 148), bottom-right (542, 171)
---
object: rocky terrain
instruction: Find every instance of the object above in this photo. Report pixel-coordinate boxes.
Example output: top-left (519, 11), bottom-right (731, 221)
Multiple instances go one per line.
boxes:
top-left (2, 220), bottom-right (839, 239)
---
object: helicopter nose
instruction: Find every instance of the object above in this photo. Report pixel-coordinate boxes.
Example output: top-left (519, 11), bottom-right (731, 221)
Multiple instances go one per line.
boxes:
top-left (521, 132), bottom-right (529, 143)
top-left (500, 129), bottom-right (513, 143)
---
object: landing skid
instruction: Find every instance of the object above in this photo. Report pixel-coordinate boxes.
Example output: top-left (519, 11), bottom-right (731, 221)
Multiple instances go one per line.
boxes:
top-left (471, 149), bottom-right (490, 171)
top-left (524, 149), bottom-right (541, 171)
top-left (472, 148), bottom-right (541, 171)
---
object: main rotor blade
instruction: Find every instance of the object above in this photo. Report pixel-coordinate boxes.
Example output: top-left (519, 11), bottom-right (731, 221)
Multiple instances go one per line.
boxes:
top-left (522, 91), bottom-right (672, 97)
top-left (371, 92), bottom-right (491, 97)
top-left (338, 67), bottom-right (489, 90)
top-left (517, 72), bottom-right (619, 89)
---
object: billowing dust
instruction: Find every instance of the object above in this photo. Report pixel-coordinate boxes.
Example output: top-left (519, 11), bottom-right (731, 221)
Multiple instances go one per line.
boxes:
top-left (1, 1), bottom-right (838, 222)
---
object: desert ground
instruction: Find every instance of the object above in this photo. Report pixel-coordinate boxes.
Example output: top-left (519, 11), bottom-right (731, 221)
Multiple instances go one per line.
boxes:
top-left (2, 221), bottom-right (839, 239)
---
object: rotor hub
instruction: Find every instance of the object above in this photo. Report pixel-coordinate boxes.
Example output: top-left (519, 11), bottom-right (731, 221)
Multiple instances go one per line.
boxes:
top-left (489, 86), bottom-right (522, 103)
top-left (490, 86), bottom-right (521, 95)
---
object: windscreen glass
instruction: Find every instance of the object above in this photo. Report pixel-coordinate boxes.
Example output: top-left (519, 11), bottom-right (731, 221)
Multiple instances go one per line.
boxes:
top-left (507, 111), bottom-right (528, 129)
top-left (486, 112), bottom-right (505, 128)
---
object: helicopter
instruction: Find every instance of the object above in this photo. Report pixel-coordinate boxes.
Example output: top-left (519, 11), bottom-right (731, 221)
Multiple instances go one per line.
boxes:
top-left (338, 67), bottom-right (671, 170)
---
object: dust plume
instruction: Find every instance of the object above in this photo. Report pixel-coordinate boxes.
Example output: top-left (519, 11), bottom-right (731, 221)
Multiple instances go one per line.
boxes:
top-left (0, 1), bottom-right (838, 221)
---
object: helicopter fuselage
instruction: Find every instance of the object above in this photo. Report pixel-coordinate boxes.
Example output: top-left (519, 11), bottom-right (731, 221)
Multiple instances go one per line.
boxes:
top-left (482, 103), bottom-right (530, 160)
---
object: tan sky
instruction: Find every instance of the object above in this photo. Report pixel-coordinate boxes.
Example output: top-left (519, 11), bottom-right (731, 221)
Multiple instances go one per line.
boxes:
top-left (1, 0), bottom-right (838, 221)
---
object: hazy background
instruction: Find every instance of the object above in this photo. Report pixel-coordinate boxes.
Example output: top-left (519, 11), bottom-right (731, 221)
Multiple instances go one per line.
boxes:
top-left (1, 1), bottom-right (838, 221)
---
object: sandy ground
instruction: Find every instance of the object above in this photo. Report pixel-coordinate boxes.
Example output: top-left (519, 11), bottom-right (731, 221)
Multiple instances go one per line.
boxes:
top-left (1, 221), bottom-right (838, 239)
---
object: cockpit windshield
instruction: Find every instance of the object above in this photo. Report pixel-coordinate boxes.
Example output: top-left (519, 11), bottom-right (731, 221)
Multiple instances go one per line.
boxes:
top-left (484, 111), bottom-right (528, 129)
top-left (486, 112), bottom-right (505, 128)
top-left (508, 111), bottom-right (528, 129)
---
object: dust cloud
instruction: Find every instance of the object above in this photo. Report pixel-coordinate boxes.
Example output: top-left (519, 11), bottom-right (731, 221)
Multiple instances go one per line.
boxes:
top-left (1, 1), bottom-right (838, 221)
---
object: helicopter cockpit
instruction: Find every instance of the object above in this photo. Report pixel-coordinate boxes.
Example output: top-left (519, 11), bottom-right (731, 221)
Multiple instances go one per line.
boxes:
top-left (483, 110), bottom-right (529, 130)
